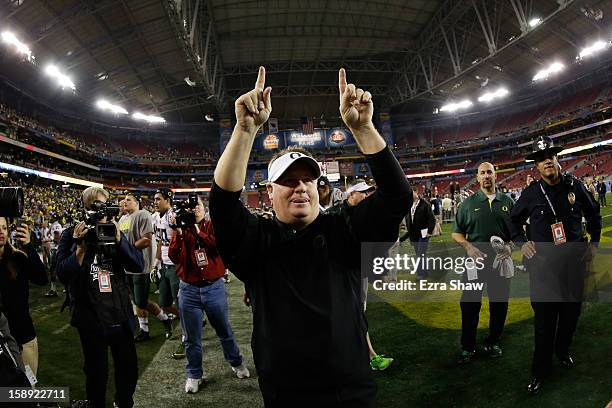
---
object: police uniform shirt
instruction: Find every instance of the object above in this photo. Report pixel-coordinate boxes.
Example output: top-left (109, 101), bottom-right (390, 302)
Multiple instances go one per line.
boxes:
top-left (509, 175), bottom-right (601, 245)
top-left (154, 210), bottom-right (175, 266)
top-left (452, 189), bottom-right (514, 243)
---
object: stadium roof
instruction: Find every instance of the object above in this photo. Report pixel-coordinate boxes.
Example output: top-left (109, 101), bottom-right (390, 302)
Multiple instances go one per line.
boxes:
top-left (0, 0), bottom-right (610, 124)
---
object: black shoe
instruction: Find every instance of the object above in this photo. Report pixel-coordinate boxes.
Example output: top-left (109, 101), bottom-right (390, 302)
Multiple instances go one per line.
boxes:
top-left (527, 377), bottom-right (542, 394)
top-left (134, 328), bottom-right (150, 342)
top-left (163, 319), bottom-right (173, 340)
top-left (557, 354), bottom-right (574, 368)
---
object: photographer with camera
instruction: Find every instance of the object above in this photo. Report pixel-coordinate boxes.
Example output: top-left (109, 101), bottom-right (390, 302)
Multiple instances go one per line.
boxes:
top-left (168, 194), bottom-right (249, 394)
top-left (0, 215), bottom-right (48, 380)
top-left (56, 186), bottom-right (144, 408)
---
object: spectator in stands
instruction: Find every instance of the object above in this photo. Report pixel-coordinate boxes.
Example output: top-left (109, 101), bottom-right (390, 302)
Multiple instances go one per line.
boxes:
top-left (56, 186), bottom-right (143, 408)
top-left (0, 217), bottom-right (48, 378)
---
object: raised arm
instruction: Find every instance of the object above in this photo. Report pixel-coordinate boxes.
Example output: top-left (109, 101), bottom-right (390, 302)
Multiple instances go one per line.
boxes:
top-left (214, 66), bottom-right (272, 192)
top-left (338, 68), bottom-right (386, 154)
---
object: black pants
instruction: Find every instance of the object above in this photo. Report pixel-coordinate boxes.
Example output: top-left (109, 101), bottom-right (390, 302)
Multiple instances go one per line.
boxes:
top-left (460, 261), bottom-right (511, 351)
top-left (77, 321), bottom-right (138, 408)
top-left (259, 377), bottom-right (377, 408)
top-left (530, 302), bottom-right (581, 377)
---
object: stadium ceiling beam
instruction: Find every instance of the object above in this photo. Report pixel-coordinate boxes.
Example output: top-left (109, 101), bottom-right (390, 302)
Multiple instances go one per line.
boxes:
top-left (218, 27), bottom-right (413, 42)
top-left (226, 84), bottom-right (389, 99)
top-left (213, 0), bottom-right (423, 14)
top-left (35, 0), bottom-right (129, 101)
top-left (78, 0), bottom-right (161, 113)
top-left (162, 0), bottom-right (227, 110)
top-left (115, 0), bottom-right (199, 121)
top-left (27, 0), bottom-right (123, 43)
top-left (224, 59), bottom-right (403, 76)
top-left (387, 0), bottom-right (576, 107)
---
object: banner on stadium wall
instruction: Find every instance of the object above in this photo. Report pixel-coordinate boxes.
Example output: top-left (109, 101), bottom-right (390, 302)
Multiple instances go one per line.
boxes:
top-left (339, 161), bottom-right (354, 176)
top-left (354, 162), bottom-right (371, 176)
top-left (379, 113), bottom-right (393, 146)
top-left (253, 131), bottom-right (285, 151)
top-left (247, 169), bottom-right (268, 185)
top-left (219, 118), bottom-right (233, 153)
top-left (286, 130), bottom-right (325, 148)
top-left (326, 128), bottom-right (355, 147)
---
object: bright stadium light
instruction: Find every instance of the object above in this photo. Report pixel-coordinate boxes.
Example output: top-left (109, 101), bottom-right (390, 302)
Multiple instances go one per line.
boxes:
top-left (439, 99), bottom-right (473, 113)
top-left (532, 62), bottom-right (565, 81)
top-left (478, 87), bottom-right (509, 103)
top-left (1, 31), bottom-right (32, 60)
top-left (44, 64), bottom-right (75, 90)
top-left (578, 40), bottom-right (608, 59)
top-left (132, 112), bottom-right (166, 124)
top-left (528, 18), bottom-right (541, 28)
top-left (96, 99), bottom-right (128, 115)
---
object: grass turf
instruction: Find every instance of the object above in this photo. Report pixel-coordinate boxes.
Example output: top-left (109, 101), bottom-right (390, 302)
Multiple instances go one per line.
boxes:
top-left (29, 195), bottom-right (612, 407)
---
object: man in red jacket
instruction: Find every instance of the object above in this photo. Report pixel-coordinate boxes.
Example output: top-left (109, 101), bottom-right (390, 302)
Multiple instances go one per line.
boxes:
top-left (168, 195), bottom-right (249, 394)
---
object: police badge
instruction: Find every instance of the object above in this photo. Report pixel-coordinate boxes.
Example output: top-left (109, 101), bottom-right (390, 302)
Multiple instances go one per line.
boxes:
top-left (567, 192), bottom-right (576, 204)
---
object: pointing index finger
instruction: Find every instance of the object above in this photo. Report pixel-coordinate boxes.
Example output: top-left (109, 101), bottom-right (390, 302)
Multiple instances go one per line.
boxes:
top-left (255, 66), bottom-right (266, 91)
top-left (338, 68), bottom-right (347, 99)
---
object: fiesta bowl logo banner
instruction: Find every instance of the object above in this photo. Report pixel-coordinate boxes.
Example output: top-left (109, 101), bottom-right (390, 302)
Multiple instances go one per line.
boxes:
top-left (327, 128), bottom-right (355, 147)
top-left (263, 134), bottom-right (279, 149)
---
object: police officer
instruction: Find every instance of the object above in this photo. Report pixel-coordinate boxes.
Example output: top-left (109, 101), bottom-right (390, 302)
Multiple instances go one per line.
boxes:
top-left (508, 136), bottom-right (601, 394)
top-left (451, 162), bottom-right (514, 364)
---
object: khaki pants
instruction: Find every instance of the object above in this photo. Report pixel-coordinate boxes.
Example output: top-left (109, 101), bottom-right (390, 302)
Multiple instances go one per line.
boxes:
top-left (21, 337), bottom-right (39, 377)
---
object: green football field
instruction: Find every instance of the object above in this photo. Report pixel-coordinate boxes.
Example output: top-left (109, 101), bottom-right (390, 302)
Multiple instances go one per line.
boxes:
top-left (30, 196), bottom-right (612, 407)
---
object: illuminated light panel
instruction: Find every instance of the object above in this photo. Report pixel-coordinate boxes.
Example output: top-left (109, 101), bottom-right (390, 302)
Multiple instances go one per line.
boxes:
top-left (478, 88), bottom-right (509, 103)
top-left (578, 40), bottom-right (608, 59)
top-left (405, 168), bottom-right (466, 179)
top-left (0, 161), bottom-right (103, 188)
top-left (439, 99), bottom-right (473, 113)
top-left (96, 99), bottom-right (128, 115)
top-left (1, 31), bottom-right (32, 60)
top-left (172, 188), bottom-right (211, 193)
top-left (44, 65), bottom-right (75, 90)
top-left (532, 62), bottom-right (565, 81)
top-left (132, 112), bottom-right (166, 123)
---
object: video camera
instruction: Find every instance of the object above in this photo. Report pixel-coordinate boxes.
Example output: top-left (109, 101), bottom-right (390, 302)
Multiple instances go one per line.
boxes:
top-left (84, 200), bottom-right (120, 245)
top-left (172, 193), bottom-right (198, 228)
top-left (0, 187), bottom-right (24, 218)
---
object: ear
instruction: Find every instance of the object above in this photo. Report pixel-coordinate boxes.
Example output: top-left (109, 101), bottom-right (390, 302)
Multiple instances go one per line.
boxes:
top-left (266, 183), bottom-right (273, 200)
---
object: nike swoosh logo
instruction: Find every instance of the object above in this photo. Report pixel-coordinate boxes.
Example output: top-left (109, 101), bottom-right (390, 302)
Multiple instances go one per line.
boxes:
top-left (474, 208), bottom-right (480, 211)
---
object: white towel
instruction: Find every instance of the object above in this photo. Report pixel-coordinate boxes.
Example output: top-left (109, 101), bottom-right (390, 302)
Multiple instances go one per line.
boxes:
top-left (490, 235), bottom-right (514, 278)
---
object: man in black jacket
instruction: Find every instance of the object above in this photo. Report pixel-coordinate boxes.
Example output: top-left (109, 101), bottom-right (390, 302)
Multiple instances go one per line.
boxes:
top-left (401, 186), bottom-right (436, 279)
top-left (57, 186), bottom-right (144, 408)
top-left (210, 67), bottom-right (410, 407)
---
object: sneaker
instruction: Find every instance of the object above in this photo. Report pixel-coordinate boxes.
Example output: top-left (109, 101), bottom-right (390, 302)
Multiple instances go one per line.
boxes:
top-left (370, 354), bottom-right (394, 371)
top-left (457, 349), bottom-right (476, 365)
top-left (173, 342), bottom-right (186, 359)
top-left (134, 328), bottom-right (150, 342)
top-left (185, 377), bottom-right (203, 393)
top-left (482, 344), bottom-right (502, 358)
top-left (162, 319), bottom-right (173, 340)
top-left (44, 289), bottom-right (58, 297)
top-left (232, 363), bottom-right (250, 379)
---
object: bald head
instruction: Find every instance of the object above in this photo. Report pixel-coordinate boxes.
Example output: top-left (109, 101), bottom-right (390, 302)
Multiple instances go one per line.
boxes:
top-left (477, 162), bottom-right (496, 193)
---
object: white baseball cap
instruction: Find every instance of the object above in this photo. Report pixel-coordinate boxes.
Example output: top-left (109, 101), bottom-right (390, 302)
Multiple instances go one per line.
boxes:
top-left (267, 152), bottom-right (321, 183)
top-left (346, 181), bottom-right (374, 194)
